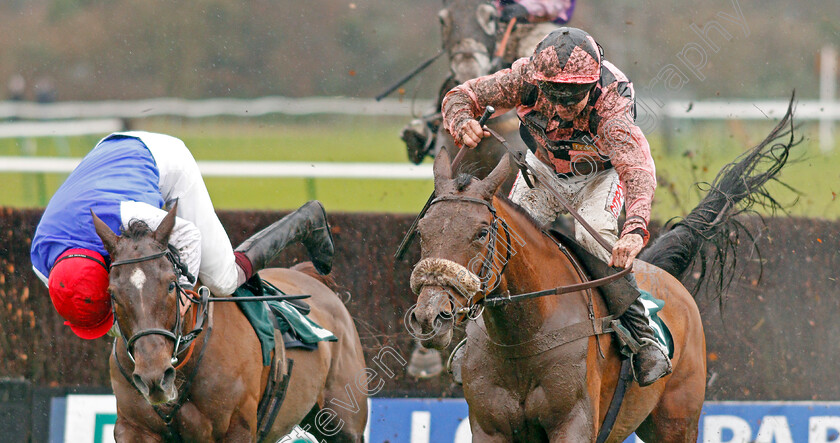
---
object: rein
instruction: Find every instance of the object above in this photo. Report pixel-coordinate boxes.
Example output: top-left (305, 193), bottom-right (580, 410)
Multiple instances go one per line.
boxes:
top-left (111, 249), bottom-right (209, 367)
top-left (111, 249), bottom-right (311, 365)
top-left (494, 18), bottom-right (517, 59)
top-left (425, 195), bottom-right (630, 315)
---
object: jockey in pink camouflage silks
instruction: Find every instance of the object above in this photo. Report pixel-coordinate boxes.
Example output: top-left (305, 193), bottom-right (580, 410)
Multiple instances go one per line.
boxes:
top-left (31, 131), bottom-right (334, 340)
top-left (442, 28), bottom-right (671, 386)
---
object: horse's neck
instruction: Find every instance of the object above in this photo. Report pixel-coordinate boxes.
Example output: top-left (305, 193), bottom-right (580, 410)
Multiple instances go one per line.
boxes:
top-left (482, 198), bottom-right (592, 342)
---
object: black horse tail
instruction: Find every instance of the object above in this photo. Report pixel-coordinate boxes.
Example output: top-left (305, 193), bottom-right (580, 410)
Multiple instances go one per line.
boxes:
top-left (639, 95), bottom-right (799, 297)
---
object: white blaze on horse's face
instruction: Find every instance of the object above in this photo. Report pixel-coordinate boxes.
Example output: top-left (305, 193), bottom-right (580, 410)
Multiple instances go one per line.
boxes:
top-left (439, 1), bottom-right (497, 83)
top-left (450, 39), bottom-right (493, 83)
top-left (130, 268), bottom-right (146, 292)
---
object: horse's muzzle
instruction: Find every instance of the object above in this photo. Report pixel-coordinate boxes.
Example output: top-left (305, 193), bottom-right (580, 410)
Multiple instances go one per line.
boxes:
top-left (133, 364), bottom-right (177, 405)
top-left (408, 285), bottom-right (456, 350)
top-left (131, 337), bottom-right (179, 404)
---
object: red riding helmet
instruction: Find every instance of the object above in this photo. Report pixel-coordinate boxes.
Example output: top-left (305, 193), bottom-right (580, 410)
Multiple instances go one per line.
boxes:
top-left (48, 248), bottom-right (112, 340)
top-left (530, 27), bottom-right (602, 84)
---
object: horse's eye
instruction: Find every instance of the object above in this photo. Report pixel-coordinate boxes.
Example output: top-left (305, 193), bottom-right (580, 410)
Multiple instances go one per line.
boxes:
top-left (476, 227), bottom-right (490, 241)
top-left (168, 282), bottom-right (177, 293)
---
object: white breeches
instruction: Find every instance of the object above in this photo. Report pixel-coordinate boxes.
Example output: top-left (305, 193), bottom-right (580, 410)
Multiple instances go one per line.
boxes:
top-left (135, 132), bottom-right (240, 295)
top-left (508, 151), bottom-right (624, 262)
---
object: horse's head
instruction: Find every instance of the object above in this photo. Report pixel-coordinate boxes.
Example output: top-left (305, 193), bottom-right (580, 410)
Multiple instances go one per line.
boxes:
top-left (93, 205), bottom-right (180, 405)
top-left (439, 0), bottom-right (498, 83)
top-left (409, 151), bottom-right (512, 349)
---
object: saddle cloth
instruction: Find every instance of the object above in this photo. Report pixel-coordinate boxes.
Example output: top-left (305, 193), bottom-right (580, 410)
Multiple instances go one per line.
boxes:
top-left (234, 278), bottom-right (337, 366)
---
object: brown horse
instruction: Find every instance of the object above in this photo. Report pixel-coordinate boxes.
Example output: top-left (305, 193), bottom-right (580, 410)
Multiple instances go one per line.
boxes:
top-left (408, 110), bottom-right (795, 441)
top-left (92, 207), bottom-right (368, 442)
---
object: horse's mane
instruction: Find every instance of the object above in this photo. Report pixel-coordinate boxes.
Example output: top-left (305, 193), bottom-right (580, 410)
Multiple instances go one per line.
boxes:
top-left (121, 219), bottom-right (154, 240)
top-left (495, 193), bottom-right (549, 231)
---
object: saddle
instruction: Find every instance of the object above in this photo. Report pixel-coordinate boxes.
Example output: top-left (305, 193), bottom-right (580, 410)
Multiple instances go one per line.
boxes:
top-left (545, 225), bottom-right (674, 358)
top-left (236, 275), bottom-right (337, 366)
top-left (545, 226), bottom-right (639, 317)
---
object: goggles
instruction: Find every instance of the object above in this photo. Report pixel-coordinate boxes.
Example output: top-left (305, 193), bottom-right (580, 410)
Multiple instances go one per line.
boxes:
top-left (538, 81), bottom-right (595, 106)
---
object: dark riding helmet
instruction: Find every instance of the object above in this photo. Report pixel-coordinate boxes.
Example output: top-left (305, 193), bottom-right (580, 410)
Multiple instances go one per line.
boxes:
top-left (531, 27), bottom-right (601, 88)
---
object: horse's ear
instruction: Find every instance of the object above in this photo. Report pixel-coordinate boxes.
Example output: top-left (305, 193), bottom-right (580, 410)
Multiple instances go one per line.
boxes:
top-left (91, 209), bottom-right (118, 255)
top-left (433, 149), bottom-right (454, 195)
top-left (438, 7), bottom-right (451, 28)
top-left (479, 153), bottom-right (513, 200)
top-left (476, 4), bottom-right (497, 36)
top-left (154, 202), bottom-right (178, 248)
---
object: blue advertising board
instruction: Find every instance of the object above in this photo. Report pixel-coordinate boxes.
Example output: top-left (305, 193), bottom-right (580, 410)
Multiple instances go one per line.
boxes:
top-left (51, 396), bottom-right (840, 442)
top-left (365, 400), bottom-right (840, 443)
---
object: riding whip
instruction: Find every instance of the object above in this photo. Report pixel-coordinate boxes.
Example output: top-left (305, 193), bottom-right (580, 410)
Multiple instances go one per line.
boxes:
top-left (375, 50), bottom-right (445, 101)
top-left (483, 127), bottom-right (615, 253)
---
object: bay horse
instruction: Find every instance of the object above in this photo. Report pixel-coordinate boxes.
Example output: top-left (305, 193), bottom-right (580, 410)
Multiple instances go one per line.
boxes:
top-left (408, 110), bottom-right (795, 441)
top-left (92, 208), bottom-right (368, 442)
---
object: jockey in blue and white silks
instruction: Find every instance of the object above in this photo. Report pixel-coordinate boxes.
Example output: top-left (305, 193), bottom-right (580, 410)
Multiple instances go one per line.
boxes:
top-left (31, 131), bottom-right (335, 339)
top-left (32, 131), bottom-right (234, 293)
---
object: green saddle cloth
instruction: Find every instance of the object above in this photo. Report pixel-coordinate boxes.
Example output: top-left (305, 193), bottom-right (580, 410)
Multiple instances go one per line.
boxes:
top-left (234, 279), bottom-right (337, 366)
top-left (638, 290), bottom-right (674, 358)
top-left (612, 290), bottom-right (674, 359)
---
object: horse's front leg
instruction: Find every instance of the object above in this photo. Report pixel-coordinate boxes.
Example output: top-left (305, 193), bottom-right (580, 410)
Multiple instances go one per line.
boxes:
top-left (546, 402), bottom-right (594, 443)
top-left (222, 411), bottom-right (258, 443)
top-left (113, 417), bottom-right (164, 443)
top-left (469, 424), bottom-right (516, 443)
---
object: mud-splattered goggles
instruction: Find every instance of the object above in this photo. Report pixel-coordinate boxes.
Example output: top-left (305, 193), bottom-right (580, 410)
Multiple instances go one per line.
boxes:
top-left (538, 81), bottom-right (596, 106)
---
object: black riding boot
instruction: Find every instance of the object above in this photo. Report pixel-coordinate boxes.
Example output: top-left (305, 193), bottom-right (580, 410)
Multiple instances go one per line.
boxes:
top-left (234, 200), bottom-right (335, 275)
top-left (621, 273), bottom-right (672, 386)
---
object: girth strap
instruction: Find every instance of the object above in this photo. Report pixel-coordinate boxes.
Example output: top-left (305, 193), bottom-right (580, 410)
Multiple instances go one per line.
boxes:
top-left (482, 316), bottom-right (614, 360)
top-left (596, 357), bottom-right (633, 443)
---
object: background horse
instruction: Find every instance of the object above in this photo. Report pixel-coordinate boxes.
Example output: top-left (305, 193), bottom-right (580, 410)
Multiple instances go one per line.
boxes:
top-left (433, 0), bottom-right (529, 188)
top-left (93, 208), bottom-right (368, 442)
top-left (408, 110), bottom-right (795, 441)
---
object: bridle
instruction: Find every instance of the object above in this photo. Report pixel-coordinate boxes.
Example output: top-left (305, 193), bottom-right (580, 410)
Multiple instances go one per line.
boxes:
top-left (110, 248), bottom-right (209, 367)
top-left (427, 194), bottom-right (513, 320)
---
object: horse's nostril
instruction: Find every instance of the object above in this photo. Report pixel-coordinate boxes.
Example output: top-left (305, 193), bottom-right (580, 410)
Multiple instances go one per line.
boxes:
top-left (161, 367), bottom-right (176, 389)
top-left (409, 311), bottom-right (421, 329)
top-left (132, 374), bottom-right (149, 396)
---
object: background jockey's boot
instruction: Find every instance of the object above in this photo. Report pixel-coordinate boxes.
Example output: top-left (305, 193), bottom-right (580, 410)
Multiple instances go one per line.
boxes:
top-left (621, 274), bottom-right (672, 387)
top-left (235, 200), bottom-right (335, 275)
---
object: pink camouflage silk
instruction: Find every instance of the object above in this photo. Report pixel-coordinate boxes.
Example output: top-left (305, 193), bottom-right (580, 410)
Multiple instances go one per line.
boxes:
top-left (499, 0), bottom-right (575, 24)
top-left (441, 58), bottom-right (656, 243)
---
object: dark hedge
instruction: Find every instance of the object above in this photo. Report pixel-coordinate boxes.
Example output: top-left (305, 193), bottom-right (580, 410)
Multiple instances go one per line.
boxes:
top-left (1, 208), bottom-right (837, 400)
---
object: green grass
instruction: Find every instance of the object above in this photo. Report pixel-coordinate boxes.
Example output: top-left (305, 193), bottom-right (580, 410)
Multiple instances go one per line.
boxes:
top-left (1, 116), bottom-right (837, 219)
